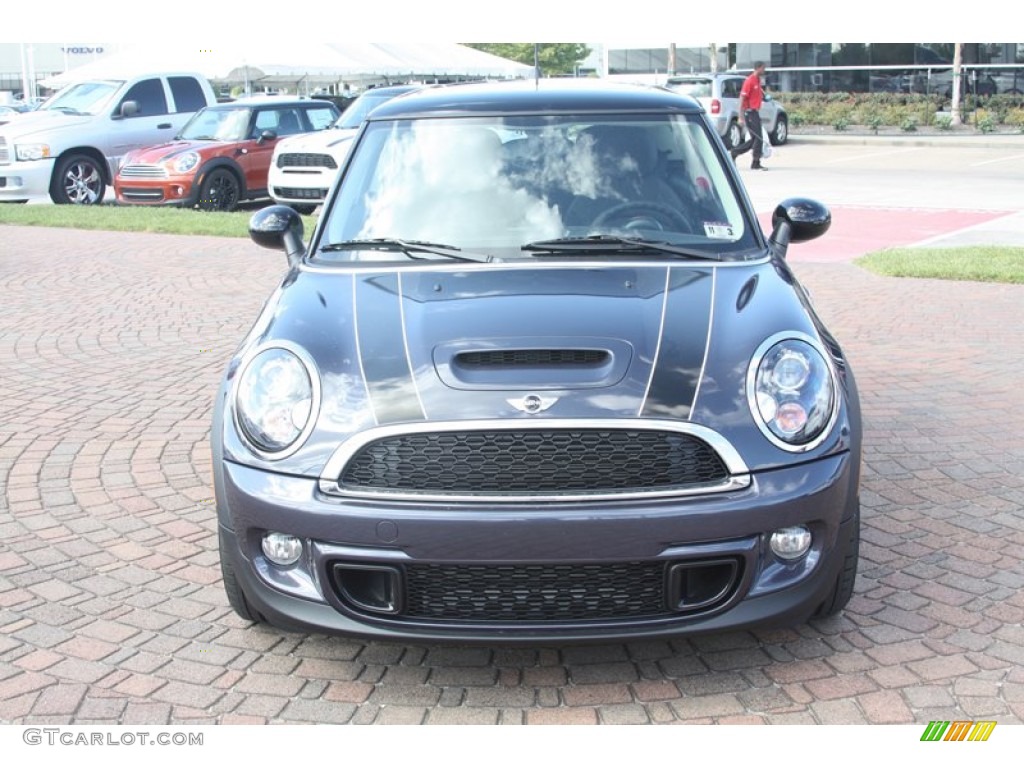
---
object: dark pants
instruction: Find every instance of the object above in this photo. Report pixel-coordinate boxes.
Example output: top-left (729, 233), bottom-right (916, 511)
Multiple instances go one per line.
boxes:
top-left (731, 109), bottom-right (764, 165)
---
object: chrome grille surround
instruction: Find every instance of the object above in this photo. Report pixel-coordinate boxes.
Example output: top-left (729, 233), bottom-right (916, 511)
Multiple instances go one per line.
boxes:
top-left (319, 419), bottom-right (750, 503)
top-left (118, 164), bottom-right (169, 179)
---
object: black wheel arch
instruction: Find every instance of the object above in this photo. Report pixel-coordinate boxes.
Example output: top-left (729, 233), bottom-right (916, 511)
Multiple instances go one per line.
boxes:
top-left (194, 158), bottom-right (248, 201)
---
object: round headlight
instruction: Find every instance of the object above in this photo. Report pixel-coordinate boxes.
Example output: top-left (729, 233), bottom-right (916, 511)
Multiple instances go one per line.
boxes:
top-left (749, 336), bottom-right (836, 450)
top-left (235, 346), bottom-right (318, 455)
top-left (173, 152), bottom-right (200, 174)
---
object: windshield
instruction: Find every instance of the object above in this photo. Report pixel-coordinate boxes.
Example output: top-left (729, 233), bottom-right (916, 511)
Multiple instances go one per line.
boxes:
top-left (179, 107), bottom-right (252, 141)
top-left (317, 112), bottom-right (757, 263)
top-left (667, 80), bottom-right (712, 98)
top-left (42, 81), bottom-right (122, 115)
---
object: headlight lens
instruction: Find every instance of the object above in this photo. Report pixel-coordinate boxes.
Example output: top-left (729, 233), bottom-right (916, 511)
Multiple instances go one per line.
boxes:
top-left (236, 347), bottom-right (317, 455)
top-left (750, 337), bottom-right (835, 449)
top-left (15, 143), bottom-right (51, 161)
top-left (173, 152), bottom-right (200, 174)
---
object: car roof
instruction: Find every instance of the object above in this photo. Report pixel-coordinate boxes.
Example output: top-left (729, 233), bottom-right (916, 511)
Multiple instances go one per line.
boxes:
top-left (365, 79), bottom-right (703, 120)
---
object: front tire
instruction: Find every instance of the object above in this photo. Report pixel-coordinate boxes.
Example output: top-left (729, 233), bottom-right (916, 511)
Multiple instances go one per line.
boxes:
top-left (219, 529), bottom-right (260, 622)
top-left (770, 115), bottom-right (789, 146)
top-left (196, 168), bottom-right (241, 212)
top-left (725, 120), bottom-right (743, 150)
top-left (814, 508), bottom-right (860, 618)
top-left (50, 153), bottom-right (106, 205)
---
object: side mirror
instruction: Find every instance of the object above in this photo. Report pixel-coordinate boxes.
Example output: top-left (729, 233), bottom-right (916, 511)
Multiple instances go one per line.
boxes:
top-left (257, 129), bottom-right (277, 145)
top-left (250, 205), bottom-right (306, 268)
top-left (769, 198), bottom-right (831, 259)
top-left (117, 100), bottom-right (139, 119)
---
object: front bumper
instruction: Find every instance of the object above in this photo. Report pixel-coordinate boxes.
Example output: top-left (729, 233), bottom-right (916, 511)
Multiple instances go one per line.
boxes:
top-left (114, 176), bottom-right (198, 206)
top-left (267, 166), bottom-right (334, 206)
top-left (0, 159), bottom-right (54, 201)
top-left (216, 450), bottom-right (858, 642)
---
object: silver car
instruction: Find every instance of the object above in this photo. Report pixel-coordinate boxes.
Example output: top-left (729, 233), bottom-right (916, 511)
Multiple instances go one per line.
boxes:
top-left (666, 73), bottom-right (788, 150)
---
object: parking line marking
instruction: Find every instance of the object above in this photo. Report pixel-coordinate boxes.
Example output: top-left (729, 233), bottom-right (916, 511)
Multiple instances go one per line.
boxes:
top-left (971, 153), bottom-right (1024, 166)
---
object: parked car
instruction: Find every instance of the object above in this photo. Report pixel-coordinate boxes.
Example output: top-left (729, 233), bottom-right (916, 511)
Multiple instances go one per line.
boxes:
top-left (114, 97), bottom-right (339, 211)
top-left (0, 72), bottom-right (217, 204)
top-left (268, 85), bottom-right (419, 212)
top-left (215, 79), bottom-right (860, 642)
top-left (665, 72), bottom-right (788, 149)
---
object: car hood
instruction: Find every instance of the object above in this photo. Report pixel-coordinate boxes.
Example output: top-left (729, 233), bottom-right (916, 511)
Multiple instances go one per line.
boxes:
top-left (219, 259), bottom-right (853, 477)
top-left (0, 109), bottom-right (92, 140)
top-left (275, 127), bottom-right (358, 154)
top-left (126, 139), bottom-right (220, 164)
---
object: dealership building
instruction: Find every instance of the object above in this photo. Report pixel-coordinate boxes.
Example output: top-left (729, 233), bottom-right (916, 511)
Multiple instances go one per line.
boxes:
top-left (4, 43), bottom-right (1024, 103)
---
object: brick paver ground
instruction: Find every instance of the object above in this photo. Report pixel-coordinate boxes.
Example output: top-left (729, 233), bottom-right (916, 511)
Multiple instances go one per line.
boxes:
top-left (1, 224), bottom-right (1022, 725)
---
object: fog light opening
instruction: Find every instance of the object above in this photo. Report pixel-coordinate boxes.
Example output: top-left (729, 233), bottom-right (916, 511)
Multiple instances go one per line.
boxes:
top-left (770, 526), bottom-right (812, 560)
top-left (261, 532), bottom-right (303, 566)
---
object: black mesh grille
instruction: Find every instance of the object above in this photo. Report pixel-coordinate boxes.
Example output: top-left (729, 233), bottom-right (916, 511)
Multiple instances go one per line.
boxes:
top-left (338, 429), bottom-right (729, 496)
top-left (403, 562), bottom-right (667, 621)
top-left (272, 186), bottom-right (328, 200)
top-left (277, 153), bottom-right (337, 168)
top-left (456, 349), bottom-right (609, 367)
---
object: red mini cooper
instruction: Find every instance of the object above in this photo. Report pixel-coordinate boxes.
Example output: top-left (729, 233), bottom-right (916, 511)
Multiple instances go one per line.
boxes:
top-left (114, 96), bottom-right (339, 211)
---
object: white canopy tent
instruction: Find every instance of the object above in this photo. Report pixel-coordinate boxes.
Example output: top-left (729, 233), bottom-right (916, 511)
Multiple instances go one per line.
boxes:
top-left (39, 43), bottom-right (537, 92)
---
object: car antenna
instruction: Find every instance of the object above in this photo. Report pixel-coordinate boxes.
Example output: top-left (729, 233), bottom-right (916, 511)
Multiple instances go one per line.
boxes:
top-left (534, 44), bottom-right (540, 86)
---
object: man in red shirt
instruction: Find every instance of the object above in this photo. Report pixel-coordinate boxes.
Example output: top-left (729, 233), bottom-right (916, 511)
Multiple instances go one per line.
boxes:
top-left (730, 61), bottom-right (767, 170)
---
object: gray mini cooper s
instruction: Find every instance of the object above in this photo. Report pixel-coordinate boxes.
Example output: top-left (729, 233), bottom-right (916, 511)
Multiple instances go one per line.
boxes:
top-left (213, 79), bottom-right (861, 642)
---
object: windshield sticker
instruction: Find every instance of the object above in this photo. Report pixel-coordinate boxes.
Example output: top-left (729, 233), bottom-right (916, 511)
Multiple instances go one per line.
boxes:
top-left (703, 222), bottom-right (736, 239)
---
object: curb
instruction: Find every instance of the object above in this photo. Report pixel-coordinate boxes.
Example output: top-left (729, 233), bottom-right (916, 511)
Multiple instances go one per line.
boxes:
top-left (789, 132), bottom-right (1024, 149)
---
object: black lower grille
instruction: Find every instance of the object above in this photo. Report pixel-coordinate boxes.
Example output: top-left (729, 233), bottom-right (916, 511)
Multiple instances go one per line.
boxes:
top-left (338, 429), bottom-right (729, 496)
top-left (405, 562), bottom-right (668, 621)
top-left (272, 186), bottom-right (327, 200)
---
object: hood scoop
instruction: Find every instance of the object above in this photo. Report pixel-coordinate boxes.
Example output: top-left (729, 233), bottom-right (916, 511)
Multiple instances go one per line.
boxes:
top-left (436, 338), bottom-right (632, 390)
top-left (456, 348), bottom-right (609, 368)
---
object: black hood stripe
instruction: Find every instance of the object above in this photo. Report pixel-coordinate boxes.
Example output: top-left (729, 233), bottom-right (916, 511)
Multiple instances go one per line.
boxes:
top-left (354, 272), bottom-right (425, 425)
top-left (640, 268), bottom-right (714, 420)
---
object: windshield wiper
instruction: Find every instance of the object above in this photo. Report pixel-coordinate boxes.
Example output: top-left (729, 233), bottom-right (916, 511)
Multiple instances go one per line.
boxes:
top-left (318, 238), bottom-right (491, 262)
top-left (522, 235), bottom-right (721, 261)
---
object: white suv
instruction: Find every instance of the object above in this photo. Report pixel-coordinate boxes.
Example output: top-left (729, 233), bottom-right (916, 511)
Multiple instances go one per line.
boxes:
top-left (268, 85), bottom-right (419, 212)
top-left (665, 73), bottom-right (788, 150)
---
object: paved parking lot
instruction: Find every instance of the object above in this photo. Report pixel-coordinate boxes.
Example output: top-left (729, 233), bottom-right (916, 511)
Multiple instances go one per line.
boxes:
top-left (1, 139), bottom-right (1023, 725)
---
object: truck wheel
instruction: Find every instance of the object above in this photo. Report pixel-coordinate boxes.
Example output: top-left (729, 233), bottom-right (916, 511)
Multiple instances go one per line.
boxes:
top-left (196, 169), bottom-right (241, 212)
top-left (50, 153), bottom-right (106, 205)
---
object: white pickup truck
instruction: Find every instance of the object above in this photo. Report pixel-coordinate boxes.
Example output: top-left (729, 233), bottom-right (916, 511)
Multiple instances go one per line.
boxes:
top-left (0, 72), bottom-right (217, 204)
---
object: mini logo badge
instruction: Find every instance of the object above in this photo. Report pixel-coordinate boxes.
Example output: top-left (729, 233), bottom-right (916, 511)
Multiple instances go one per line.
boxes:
top-left (507, 394), bottom-right (558, 414)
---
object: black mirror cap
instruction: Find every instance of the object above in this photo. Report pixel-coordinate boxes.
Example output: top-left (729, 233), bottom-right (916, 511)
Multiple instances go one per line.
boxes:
top-left (771, 198), bottom-right (831, 244)
top-left (250, 205), bottom-right (305, 255)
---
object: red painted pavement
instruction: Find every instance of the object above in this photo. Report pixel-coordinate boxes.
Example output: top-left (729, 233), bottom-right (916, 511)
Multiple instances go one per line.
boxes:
top-left (758, 206), bottom-right (1014, 263)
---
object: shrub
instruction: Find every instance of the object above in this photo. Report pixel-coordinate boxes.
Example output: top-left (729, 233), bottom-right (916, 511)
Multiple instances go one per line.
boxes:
top-left (976, 113), bottom-right (997, 133)
top-left (900, 116), bottom-right (918, 132)
top-left (934, 114), bottom-right (953, 131)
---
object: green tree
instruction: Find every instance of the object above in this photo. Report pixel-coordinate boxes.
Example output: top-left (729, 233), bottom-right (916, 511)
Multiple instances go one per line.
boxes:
top-left (464, 44), bottom-right (591, 76)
